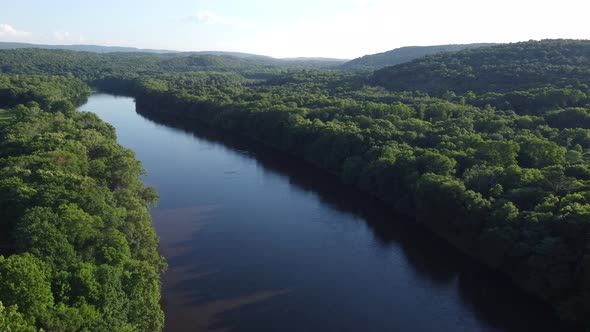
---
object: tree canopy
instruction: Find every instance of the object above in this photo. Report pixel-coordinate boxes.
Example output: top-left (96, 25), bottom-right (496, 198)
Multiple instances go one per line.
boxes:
top-left (3, 39), bottom-right (590, 329)
top-left (0, 75), bottom-right (164, 331)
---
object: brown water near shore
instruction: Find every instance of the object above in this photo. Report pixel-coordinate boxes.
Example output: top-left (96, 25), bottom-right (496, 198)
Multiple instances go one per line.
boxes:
top-left (80, 94), bottom-right (571, 332)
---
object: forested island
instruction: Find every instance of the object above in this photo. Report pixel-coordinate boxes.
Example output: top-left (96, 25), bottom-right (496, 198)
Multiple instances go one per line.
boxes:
top-left (2, 39), bottom-right (590, 330)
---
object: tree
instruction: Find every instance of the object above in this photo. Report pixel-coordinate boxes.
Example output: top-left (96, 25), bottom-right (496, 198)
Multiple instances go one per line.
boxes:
top-left (0, 301), bottom-right (36, 332)
top-left (0, 254), bottom-right (53, 323)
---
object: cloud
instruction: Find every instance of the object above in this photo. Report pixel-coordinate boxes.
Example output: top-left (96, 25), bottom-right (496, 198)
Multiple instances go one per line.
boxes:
top-left (185, 10), bottom-right (225, 25)
top-left (0, 24), bottom-right (31, 38)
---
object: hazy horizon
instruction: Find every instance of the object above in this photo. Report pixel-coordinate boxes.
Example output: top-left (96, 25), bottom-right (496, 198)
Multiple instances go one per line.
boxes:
top-left (2, 0), bottom-right (590, 59)
top-left (0, 40), bottom-right (504, 60)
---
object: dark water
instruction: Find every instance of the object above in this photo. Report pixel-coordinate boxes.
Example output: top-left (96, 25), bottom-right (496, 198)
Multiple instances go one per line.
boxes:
top-left (80, 94), bottom-right (571, 332)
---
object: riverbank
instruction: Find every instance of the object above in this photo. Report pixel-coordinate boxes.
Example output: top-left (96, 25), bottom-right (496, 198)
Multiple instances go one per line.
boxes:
top-left (124, 90), bottom-right (581, 330)
top-left (83, 93), bottom-right (570, 331)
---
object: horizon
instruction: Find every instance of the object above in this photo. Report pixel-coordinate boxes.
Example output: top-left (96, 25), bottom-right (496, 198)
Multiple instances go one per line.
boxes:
top-left (0, 39), bottom-right (506, 60)
top-left (0, 40), bottom-right (355, 59)
top-left (2, 0), bottom-right (590, 59)
top-left (3, 4), bottom-right (590, 332)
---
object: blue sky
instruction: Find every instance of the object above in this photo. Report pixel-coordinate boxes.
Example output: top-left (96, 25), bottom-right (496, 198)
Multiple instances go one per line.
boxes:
top-left (1, 0), bottom-right (589, 59)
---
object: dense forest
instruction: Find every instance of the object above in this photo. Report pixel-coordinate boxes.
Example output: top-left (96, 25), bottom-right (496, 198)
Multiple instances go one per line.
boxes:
top-left (340, 43), bottom-right (495, 71)
top-left (370, 39), bottom-right (590, 94)
top-left (0, 75), bottom-right (165, 331)
top-left (2, 39), bottom-right (590, 330)
top-left (0, 41), bottom-right (177, 54)
top-left (0, 48), bottom-right (343, 83)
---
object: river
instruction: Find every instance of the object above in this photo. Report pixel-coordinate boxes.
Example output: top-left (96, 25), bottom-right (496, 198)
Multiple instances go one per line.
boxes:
top-left (79, 93), bottom-right (569, 332)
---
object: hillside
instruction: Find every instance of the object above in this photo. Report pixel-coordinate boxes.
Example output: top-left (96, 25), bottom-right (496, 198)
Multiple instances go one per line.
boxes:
top-left (4, 40), bottom-right (590, 328)
top-left (369, 39), bottom-right (590, 94)
top-left (0, 42), bottom-right (346, 69)
top-left (0, 41), bottom-right (177, 54)
top-left (0, 48), bottom-right (340, 81)
top-left (282, 57), bottom-right (348, 66)
top-left (93, 41), bottom-right (590, 328)
top-left (340, 43), bottom-right (495, 70)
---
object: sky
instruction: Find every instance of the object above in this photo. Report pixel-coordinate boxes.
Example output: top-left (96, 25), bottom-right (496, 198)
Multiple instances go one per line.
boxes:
top-left (1, 0), bottom-right (589, 59)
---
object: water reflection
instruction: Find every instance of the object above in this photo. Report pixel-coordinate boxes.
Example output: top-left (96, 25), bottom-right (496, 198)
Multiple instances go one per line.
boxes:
top-left (80, 94), bottom-right (573, 332)
top-left (134, 107), bottom-right (571, 332)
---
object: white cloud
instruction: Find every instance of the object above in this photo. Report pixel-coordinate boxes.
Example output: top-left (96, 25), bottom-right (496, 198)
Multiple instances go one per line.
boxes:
top-left (185, 10), bottom-right (225, 25)
top-left (0, 24), bottom-right (31, 38)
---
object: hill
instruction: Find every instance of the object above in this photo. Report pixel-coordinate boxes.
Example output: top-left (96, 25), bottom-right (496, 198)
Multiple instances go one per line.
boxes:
top-left (0, 48), bottom-right (342, 81)
top-left (369, 39), bottom-right (590, 94)
top-left (0, 41), bottom-right (177, 54)
top-left (0, 42), bottom-right (346, 68)
top-left (340, 43), bottom-right (496, 71)
top-left (4, 40), bottom-right (590, 329)
top-left (282, 57), bottom-right (348, 66)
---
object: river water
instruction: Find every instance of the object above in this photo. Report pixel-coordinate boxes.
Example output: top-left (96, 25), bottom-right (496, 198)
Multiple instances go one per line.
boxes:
top-left (79, 94), bottom-right (569, 332)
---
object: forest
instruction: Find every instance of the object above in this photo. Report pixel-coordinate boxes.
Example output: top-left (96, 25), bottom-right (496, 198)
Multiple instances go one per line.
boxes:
top-left (339, 43), bottom-right (496, 71)
top-left (0, 75), bottom-right (164, 331)
top-left (1, 39), bottom-right (590, 330)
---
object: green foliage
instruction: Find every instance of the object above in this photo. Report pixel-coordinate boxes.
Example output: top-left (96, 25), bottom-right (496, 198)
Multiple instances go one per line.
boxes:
top-left (0, 109), bottom-right (12, 126)
top-left (0, 77), bottom-right (164, 330)
top-left (0, 74), bottom-right (90, 109)
top-left (370, 39), bottom-right (590, 94)
top-left (341, 43), bottom-right (495, 71)
top-left (0, 301), bottom-right (37, 332)
top-left (5, 40), bottom-right (590, 328)
top-left (0, 48), bottom-right (341, 83)
top-left (0, 254), bottom-right (53, 322)
top-left (98, 43), bottom-right (590, 328)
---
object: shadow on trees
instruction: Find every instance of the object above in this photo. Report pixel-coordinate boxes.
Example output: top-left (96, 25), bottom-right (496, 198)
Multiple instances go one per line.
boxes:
top-left (136, 106), bottom-right (572, 332)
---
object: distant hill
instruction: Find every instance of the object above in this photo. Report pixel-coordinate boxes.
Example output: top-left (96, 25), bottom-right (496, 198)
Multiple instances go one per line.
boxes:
top-left (340, 43), bottom-right (496, 71)
top-left (0, 48), bottom-right (345, 80)
top-left (186, 52), bottom-right (347, 67)
top-left (182, 50), bottom-right (274, 60)
top-left (0, 42), bottom-right (346, 69)
top-left (0, 41), bottom-right (178, 54)
top-left (281, 57), bottom-right (348, 68)
top-left (0, 48), bottom-right (279, 80)
top-left (368, 39), bottom-right (590, 94)
top-left (283, 57), bottom-right (347, 62)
